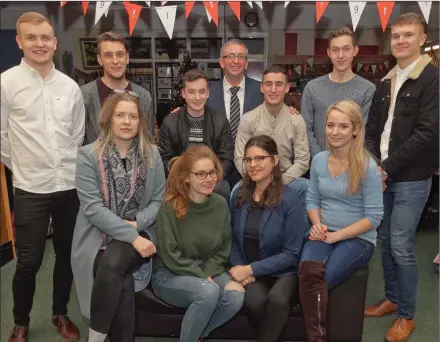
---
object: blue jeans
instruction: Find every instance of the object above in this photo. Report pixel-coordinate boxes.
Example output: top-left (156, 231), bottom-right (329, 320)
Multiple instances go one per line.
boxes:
top-left (151, 268), bottom-right (244, 342)
top-left (300, 238), bottom-right (375, 289)
top-left (379, 179), bottom-right (432, 319)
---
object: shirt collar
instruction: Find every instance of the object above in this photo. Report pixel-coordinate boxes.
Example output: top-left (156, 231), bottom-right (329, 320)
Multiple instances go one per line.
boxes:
top-left (20, 58), bottom-right (56, 79)
top-left (397, 56), bottom-right (421, 78)
top-left (223, 76), bottom-right (246, 93)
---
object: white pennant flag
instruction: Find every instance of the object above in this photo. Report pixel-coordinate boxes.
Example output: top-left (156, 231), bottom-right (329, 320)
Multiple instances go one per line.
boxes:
top-left (145, 1), bottom-right (150, 6)
top-left (357, 63), bottom-right (363, 72)
top-left (254, 1), bottom-right (263, 9)
top-left (95, 1), bottom-right (112, 25)
top-left (306, 57), bottom-right (314, 68)
top-left (161, 1), bottom-right (168, 5)
top-left (247, 1), bottom-right (253, 8)
top-left (384, 60), bottom-right (389, 70)
top-left (284, 1), bottom-right (290, 8)
top-left (418, 1), bottom-right (432, 23)
top-left (294, 65), bottom-right (301, 76)
top-left (205, 6), bottom-right (212, 22)
top-left (371, 64), bottom-right (377, 73)
top-left (104, 7), bottom-right (110, 17)
top-left (348, 1), bottom-right (366, 32)
top-left (156, 5), bottom-right (177, 39)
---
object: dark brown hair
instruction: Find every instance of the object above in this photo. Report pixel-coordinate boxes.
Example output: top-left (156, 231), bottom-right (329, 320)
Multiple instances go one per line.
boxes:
top-left (263, 65), bottom-right (288, 82)
top-left (328, 27), bottom-right (357, 47)
top-left (181, 68), bottom-right (209, 88)
top-left (96, 31), bottom-right (128, 55)
top-left (392, 12), bottom-right (426, 34)
top-left (237, 135), bottom-right (283, 208)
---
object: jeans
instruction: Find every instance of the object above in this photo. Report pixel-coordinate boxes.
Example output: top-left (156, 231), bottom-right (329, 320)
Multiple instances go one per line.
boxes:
top-left (243, 275), bottom-right (297, 342)
top-left (300, 238), bottom-right (375, 289)
top-left (151, 268), bottom-right (244, 342)
top-left (12, 188), bottom-right (79, 326)
top-left (379, 179), bottom-right (432, 318)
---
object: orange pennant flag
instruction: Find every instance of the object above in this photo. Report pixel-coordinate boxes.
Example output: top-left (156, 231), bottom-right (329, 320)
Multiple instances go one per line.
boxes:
top-left (203, 1), bottom-right (219, 26)
top-left (82, 1), bottom-right (89, 15)
top-left (185, 1), bottom-right (196, 19)
top-left (377, 1), bottom-right (395, 32)
top-left (316, 1), bottom-right (330, 23)
top-left (228, 1), bottom-right (240, 21)
top-left (60, 1), bottom-right (68, 7)
top-left (123, 2), bottom-right (143, 36)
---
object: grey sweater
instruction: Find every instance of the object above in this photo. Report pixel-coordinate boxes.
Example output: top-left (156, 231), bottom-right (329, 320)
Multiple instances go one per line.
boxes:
top-left (81, 80), bottom-right (154, 144)
top-left (301, 74), bottom-right (375, 158)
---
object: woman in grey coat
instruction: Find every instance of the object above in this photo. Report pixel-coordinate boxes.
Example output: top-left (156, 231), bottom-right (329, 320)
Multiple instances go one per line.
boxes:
top-left (71, 91), bottom-right (166, 342)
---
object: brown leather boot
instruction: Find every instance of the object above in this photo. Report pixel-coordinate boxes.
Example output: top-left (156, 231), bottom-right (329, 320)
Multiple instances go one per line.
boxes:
top-left (8, 326), bottom-right (28, 342)
top-left (299, 261), bottom-right (327, 342)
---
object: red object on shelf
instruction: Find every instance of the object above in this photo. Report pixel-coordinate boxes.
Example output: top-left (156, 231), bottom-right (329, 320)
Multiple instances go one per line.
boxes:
top-left (285, 33), bottom-right (298, 55)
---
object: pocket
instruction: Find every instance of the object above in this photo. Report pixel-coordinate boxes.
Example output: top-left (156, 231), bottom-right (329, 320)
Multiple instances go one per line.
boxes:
top-left (398, 91), bottom-right (419, 114)
top-left (53, 97), bottom-right (72, 127)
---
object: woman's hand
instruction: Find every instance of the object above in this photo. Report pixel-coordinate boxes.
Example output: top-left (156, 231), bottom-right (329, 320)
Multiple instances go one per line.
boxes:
top-left (125, 220), bottom-right (137, 229)
top-left (324, 231), bottom-right (340, 244)
top-left (240, 276), bottom-right (256, 287)
top-left (229, 265), bottom-right (253, 282)
top-left (132, 236), bottom-right (156, 258)
top-left (309, 223), bottom-right (328, 241)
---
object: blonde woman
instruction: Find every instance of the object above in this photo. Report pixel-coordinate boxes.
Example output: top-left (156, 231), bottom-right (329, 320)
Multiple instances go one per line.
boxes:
top-left (71, 91), bottom-right (166, 342)
top-left (299, 100), bottom-right (384, 342)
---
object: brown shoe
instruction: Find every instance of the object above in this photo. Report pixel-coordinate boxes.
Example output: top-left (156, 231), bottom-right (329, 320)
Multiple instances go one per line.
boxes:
top-left (8, 326), bottom-right (28, 342)
top-left (385, 318), bottom-right (415, 342)
top-left (364, 298), bottom-right (398, 317)
top-left (52, 315), bottom-right (80, 341)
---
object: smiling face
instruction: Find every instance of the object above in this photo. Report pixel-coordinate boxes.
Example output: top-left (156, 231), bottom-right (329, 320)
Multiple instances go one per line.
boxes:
top-left (111, 100), bottom-right (139, 142)
top-left (261, 72), bottom-right (289, 106)
top-left (181, 78), bottom-right (209, 114)
top-left (391, 23), bottom-right (426, 63)
top-left (244, 146), bottom-right (279, 184)
top-left (16, 22), bottom-right (57, 68)
top-left (219, 43), bottom-right (248, 79)
top-left (327, 35), bottom-right (358, 73)
top-left (187, 158), bottom-right (218, 198)
top-left (325, 109), bottom-right (359, 150)
top-left (97, 41), bottom-right (129, 80)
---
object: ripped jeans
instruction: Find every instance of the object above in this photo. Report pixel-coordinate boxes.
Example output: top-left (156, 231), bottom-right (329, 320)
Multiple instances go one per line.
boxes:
top-left (151, 268), bottom-right (244, 342)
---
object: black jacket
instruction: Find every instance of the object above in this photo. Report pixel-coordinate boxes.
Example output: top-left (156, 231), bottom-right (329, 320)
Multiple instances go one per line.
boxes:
top-left (365, 54), bottom-right (439, 182)
top-left (158, 106), bottom-right (234, 178)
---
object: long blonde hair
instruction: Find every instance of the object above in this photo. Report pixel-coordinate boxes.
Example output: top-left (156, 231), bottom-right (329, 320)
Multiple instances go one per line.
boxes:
top-left (95, 92), bottom-right (154, 167)
top-left (326, 100), bottom-right (371, 194)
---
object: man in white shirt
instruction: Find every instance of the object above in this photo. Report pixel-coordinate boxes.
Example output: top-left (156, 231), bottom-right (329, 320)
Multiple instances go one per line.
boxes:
top-left (1, 12), bottom-right (84, 342)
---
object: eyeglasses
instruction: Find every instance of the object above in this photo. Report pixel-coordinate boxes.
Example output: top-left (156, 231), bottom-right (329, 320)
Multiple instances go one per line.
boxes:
top-left (112, 89), bottom-right (140, 98)
top-left (220, 53), bottom-right (248, 61)
top-left (243, 156), bottom-right (272, 165)
top-left (191, 169), bottom-right (219, 180)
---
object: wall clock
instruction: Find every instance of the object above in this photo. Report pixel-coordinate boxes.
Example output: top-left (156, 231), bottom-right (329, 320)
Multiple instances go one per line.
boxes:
top-left (244, 12), bottom-right (259, 28)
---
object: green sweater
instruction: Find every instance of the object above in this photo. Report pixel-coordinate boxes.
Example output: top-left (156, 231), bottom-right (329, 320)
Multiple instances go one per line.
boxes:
top-left (154, 193), bottom-right (231, 279)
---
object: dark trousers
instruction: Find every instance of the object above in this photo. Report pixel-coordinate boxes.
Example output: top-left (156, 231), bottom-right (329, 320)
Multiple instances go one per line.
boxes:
top-left (243, 274), bottom-right (297, 342)
top-left (91, 235), bottom-right (147, 341)
top-left (12, 188), bottom-right (79, 326)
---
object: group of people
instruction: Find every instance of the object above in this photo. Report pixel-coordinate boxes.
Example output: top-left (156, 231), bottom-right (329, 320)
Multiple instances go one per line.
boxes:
top-left (1, 10), bottom-right (438, 342)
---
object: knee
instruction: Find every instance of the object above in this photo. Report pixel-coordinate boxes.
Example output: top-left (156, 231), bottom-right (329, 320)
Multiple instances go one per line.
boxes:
top-left (224, 281), bottom-right (245, 311)
top-left (196, 280), bottom-right (221, 305)
top-left (299, 261), bottom-right (326, 283)
top-left (16, 253), bottom-right (44, 276)
top-left (266, 291), bottom-right (290, 311)
top-left (390, 243), bottom-right (415, 265)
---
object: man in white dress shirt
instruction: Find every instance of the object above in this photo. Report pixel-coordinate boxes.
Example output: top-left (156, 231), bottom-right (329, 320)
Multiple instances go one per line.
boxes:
top-left (1, 12), bottom-right (84, 342)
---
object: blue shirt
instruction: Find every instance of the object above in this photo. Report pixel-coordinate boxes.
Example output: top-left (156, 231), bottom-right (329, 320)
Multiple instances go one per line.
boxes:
top-left (306, 151), bottom-right (384, 245)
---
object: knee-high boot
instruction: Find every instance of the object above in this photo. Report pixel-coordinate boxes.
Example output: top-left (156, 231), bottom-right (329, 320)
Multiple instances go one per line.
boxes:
top-left (299, 261), bottom-right (328, 342)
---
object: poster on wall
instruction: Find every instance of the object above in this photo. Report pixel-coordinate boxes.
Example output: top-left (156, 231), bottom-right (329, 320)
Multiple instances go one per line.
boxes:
top-left (79, 38), bottom-right (100, 70)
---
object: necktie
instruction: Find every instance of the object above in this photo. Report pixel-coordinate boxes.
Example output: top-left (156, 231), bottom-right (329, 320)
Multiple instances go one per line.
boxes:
top-left (229, 86), bottom-right (241, 141)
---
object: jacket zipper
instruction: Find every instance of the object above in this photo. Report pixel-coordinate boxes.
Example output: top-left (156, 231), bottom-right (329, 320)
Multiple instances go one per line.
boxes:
top-left (318, 293), bottom-right (323, 338)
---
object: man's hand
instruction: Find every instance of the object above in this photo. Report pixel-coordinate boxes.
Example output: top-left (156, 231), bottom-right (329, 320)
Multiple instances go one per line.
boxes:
top-left (378, 166), bottom-right (388, 191)
top-left (125, 220), bottom-right (137, 229)
top-left (132, 236), bottom-right (156, 258)
top-left (240, 276), bottom-right (256, 287)
top-left (288, 106), bottom-right (300, 115)
top-left (309, 223), bottom-right (327, 241)
top-left (170, 107), bottom-right (180, 114)
top-left (229, 265), bottom-right (253, 282)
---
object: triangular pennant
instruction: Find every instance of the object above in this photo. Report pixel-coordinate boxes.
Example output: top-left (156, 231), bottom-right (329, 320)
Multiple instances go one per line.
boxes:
top-left (104, 7), bottom-right (110, 17)
top-left (95, 1), bottom-right (112, 25)
top-left (284, 1), bottom-right (290, 8)
top-left (228, 1), bottom-right (241, 21)
top-left (161, 1), bottom-right (168, 5)
top-left (123, 2), bottom-right (142, 36)
top-left (294, 65), bottom-right (302, 76)
top-left (156, 5), bottom-right (177, 39)
top-left (145, 1), bottom-right (150, 6)
top-left (60, 1), bottom-right (67, 7)
top-left (203, 1), bottom-right (219, 26)
top-left (377, 1), bottom-right (395, 32)
top-left (316, 1), bottom-right (330, 23)
top-left (418, 1), bottom-right (432, 24)
top-left (306, 57), bottom-right (314, 68)
top-left (185, 1), bottom-right (196, 19)
top-left (357, 63), bottom-right (363, 72)
top-left (348, 1), bottom-right (366, 32)
top-left (371, 64), bottom-right (377, 73)
top-left (205, 6), bottom-right (212, 22)
top-left (247, 1), bottom-right (253, 8)
top-left (82, 1), bottom-right (89, 15)
top-left (384, 60), bottom-right (389, 70)
top-left (254, 1), bottom-right (263, 9)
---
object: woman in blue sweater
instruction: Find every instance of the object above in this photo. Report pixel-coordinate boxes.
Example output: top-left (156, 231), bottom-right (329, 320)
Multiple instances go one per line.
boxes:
top-left (229, 135), bottom-right (308, 342)
top-left (299, 100), bottom-right (384, 342)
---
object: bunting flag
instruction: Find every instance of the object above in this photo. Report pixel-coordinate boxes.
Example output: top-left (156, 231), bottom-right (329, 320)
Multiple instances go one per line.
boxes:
top-left (348, 1), bottom-right (366, 32)
top-left (371, 64), bottom-right (377, 73)
top-left (377, 1), bottom-right (395, 32)
top-left (294, 65), bottom-right (302, 76)
top-left (285, 1), bottom-right (290, 8)
top-left (104, 7), bottom-right (110, 17)
top-left (185, 1), bottom-right (195, 19)
top-left (228, 1), bottom-right (241, 21)
top-left (205, 6), bottom-right (212, 22)
top-left (60, 1), bottom-right (67, 7)
top-left (145, 1), bottom-right (150, 6)
top-left (254, 1), bottom-right (263, 9)
top-left (357, 63), bottom-right (363, 72)
top-left (123, 2), bottom-right (142, 36)
top-left (384, 60), bottom-right (389, 70)
top-left (203, 1), bottom-right (219, 26)
top-left (82, 1), bottom-right (89, 15)
top-left (95, 1), bottom-right (112, 25)
top-left (247, 1), bottom-right (253, 8)
top-left (156, 5), bottom-right (177, 39)
top-left (316, 1), bottom-right (330, 23)
top-left (306, 57), bottom-right (314, 68)
top-left (161, 1), bottom-right (168, 5)
top-left (418, 1), bottom-right (432, 23)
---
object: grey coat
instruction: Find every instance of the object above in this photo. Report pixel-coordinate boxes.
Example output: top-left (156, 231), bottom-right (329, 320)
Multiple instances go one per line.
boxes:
top-left (81, 80), bottom-right (154, 144)
top-left (71, 143), bottom-right (166, 319)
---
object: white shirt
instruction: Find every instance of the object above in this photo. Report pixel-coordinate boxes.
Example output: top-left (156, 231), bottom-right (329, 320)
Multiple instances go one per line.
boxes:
top-left (380, 57), bottom-right (421, 161)
top-left (1, 59), bottom-right (85, 193)
top-left (223, 76), bottom-right (245, 121)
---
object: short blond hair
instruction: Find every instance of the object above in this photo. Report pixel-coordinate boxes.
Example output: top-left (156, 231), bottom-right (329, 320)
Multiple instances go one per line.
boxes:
top-left (392, 12), bottom-right (426, 33)
top-left (16, 12), bottom-right (54, 35)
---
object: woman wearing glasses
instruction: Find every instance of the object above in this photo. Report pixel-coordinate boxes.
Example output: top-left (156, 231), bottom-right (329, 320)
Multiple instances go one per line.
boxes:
top-left (229, 135), bottom-right (308, 341)
top-left (71, 91), bottom-right (166, 342)
top-left (151, 146), bottom-right (245, 342)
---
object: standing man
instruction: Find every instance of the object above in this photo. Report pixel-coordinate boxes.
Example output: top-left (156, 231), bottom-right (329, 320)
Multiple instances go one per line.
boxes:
top-left (1, 12), bottom-right (85, 342)
top-left (81, 31), bottom-right (154, 144)
top-left (301, 27), bottom-right (376, 159)
top-left (364, 13), bottom-right (439, 342)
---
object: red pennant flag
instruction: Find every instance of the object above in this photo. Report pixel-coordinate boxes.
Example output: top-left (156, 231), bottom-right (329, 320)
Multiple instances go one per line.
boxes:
top-left (185, 1), bottom-right (196, 19)
top-left (316, 1), bottom-right (330, 23)
top-left (60, 1), bottom-right (68, 7)
top-left (377, 1), bottom-right (395, 32)
top-left (228, 1), bottom-right (240, 21)
top-left (123, 2), bottom-right (143, 36)
top-left (203, 1), bottom-right (219, 26)
top-left (82, 1), bottom-right (89, 15)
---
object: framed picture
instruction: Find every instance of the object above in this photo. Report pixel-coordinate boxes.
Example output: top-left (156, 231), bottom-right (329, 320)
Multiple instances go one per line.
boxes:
top-left (80, 38), bottom-right (100, 70)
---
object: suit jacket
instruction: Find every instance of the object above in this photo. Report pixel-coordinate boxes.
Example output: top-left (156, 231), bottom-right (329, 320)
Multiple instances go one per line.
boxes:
top-left (207, 76), bottom-right (264, 117)
top-left (229, 185), bottom-right (308, 277)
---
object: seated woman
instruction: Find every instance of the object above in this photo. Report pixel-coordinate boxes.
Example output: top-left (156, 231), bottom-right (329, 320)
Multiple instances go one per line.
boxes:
top-left (151, 146), bottom-right (244, 342)
top-left (229, 135), bottom-right (308, 342)
top-left (299, 100), bottom-right (384, 342)
top-left (72, 91), bottom-right (166, 342)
